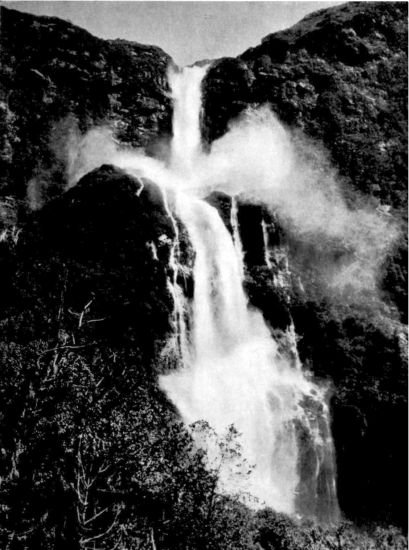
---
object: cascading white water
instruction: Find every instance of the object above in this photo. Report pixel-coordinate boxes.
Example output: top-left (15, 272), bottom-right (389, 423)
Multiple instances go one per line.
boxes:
top-left (162, 192), bottom-right (317, 511)
top-left (161, 188), bottom-right (189, 363)
top-left (170, 65), bottom-right (207, 179)
top-left (231, 196), bottom-right (245, 275)
top-left (262, 217), bottom-right (272, 269)
top-left (154, 65), bottom-right (340, 521)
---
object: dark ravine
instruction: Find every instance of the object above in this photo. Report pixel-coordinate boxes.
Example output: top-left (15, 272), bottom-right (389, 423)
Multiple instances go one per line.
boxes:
top-left (0, 2), bottom-right (407, 546)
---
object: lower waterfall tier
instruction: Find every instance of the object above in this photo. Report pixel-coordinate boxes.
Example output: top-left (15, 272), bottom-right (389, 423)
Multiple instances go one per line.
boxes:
top-left (160, 195), bottom-right (340, 521)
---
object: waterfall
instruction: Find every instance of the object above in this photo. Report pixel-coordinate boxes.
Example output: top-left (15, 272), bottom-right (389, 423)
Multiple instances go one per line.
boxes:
top-left (231, 196), bottom-right (245, 275)
top-left (169, 64), bottom-right (207, 179)
top-left (262, 217), bottom-right (272, 269)
top-left (162, 194), bottom-right (305, 512)
top-left (161, 188), bottom-right (189, 363)
top-left (155, 65), bottom-right (340, 521)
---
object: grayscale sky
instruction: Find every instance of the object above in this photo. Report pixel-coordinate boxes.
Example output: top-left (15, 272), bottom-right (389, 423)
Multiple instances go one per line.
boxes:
top-left (3, 1), bottom-right (342, 66)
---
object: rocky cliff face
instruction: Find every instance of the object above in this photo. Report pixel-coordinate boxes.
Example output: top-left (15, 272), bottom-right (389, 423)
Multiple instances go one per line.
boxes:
top-left (0, 6), bottom-right (172, 204)
top-left (0, 1), bottom-right (407, 536)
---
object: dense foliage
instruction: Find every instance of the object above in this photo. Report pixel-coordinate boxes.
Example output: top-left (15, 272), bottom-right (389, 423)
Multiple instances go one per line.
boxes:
top-left (0, 341), bottom-right (406, 549)
top-left (0, 341), bottom-right (254, 549)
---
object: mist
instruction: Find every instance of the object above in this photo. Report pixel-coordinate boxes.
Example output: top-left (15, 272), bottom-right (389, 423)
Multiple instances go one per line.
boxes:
top-left (63, 103), bottom-right (398, 302)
